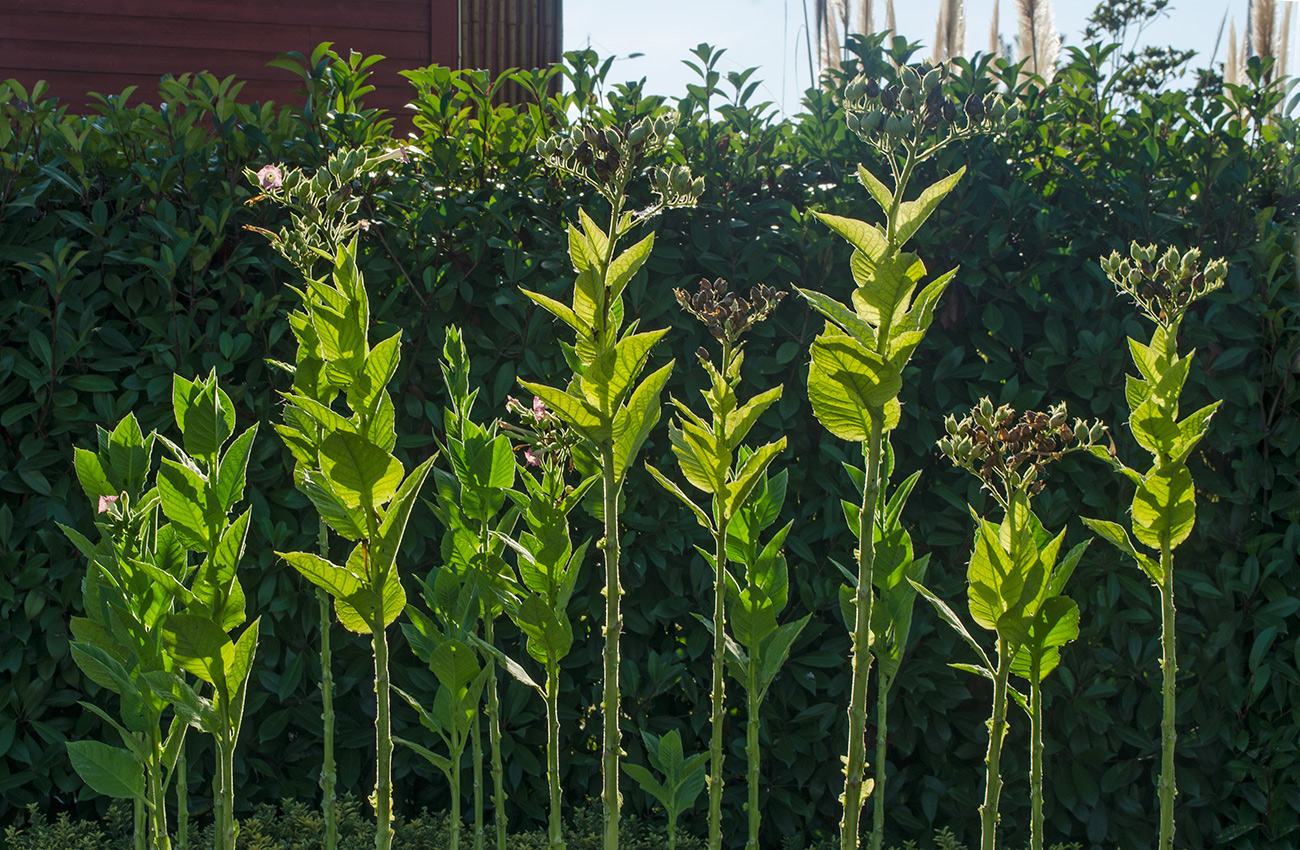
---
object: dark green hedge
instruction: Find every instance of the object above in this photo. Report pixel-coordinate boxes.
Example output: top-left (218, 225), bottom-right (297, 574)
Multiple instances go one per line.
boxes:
top-left (0, 38), bottom-right (1297, 850)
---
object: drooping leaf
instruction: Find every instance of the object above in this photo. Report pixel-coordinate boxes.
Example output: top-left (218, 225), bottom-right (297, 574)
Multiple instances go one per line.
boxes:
top-left (66, 741), bottom-right (146, 803)
top-left (319, 431), bottom-right (404, 511)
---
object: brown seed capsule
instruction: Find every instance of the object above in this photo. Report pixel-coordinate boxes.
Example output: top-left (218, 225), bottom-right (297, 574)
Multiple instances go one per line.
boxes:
top-left (865, 78), bottom-right (880, 98)
top-left (881, 86), bottom-right (899, 110)
top-left (964, 93), bottom-right (985, 120)
top-left (942, 100), bottom-right (957, 122)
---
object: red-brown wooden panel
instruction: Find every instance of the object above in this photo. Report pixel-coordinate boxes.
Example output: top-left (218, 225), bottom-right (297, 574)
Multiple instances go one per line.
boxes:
top-left (18, 14), bottom-right (428, 57)
top-left (0, 0), bottom-right (433, 31)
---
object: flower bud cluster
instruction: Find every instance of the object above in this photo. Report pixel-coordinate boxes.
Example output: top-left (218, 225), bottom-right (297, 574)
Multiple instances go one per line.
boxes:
top-left (537, 112), bottom-right (702, 204)
top-left (843, 62), bottom-right (1018, 150)
top-left (1100, 243), bottom-right (1227, 327)
top-left (939, 398), bottom-right (1107, 500)
top-left (674, 278), bottom-right (786, 343)
top-left (502, 395), bottom-right (581, 471)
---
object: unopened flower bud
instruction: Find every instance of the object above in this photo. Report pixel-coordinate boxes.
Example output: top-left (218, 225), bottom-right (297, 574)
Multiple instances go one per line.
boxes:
top-left (923, 67), bottom-right (942, 94)
top-left (902, 65), bottom-right (921, 94)
top-left (899, 87), bottom-right (915, 109)
top-left (627, 122), bottom-right (648, 145)
top-left (846, 76), bottom-right (867, 101)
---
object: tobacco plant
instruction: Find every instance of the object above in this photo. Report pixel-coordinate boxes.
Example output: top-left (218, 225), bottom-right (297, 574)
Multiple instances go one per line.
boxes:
top-left (1083, 244), bottom-right (1227, 850)
top-left (395, 567), bottom-right (490, 850)
top-left (62, 415), bottom-right (182, 850)
top-left (647, 278), bottom-right (798, 850)
top-left (621, 730), bottom-right (707, 850)
top-left (524, 114), bottom-right (700, 849)
top-left (420, 325), bottom-right (518, 850)
top-left (492, 393), bottom-right (595, 850)
top-left (250, 146), bottom-right (404, 850)
top-left (272, 240), bottom-right (436, 850)
top-left (800, 61), bottom-right (1013, 850)
top-left (147, 371), bottom-right (261, 850)
top-left (916, 400), bottom-right (1104, 850)
top-left (832, 440), bottom-right (928, 850)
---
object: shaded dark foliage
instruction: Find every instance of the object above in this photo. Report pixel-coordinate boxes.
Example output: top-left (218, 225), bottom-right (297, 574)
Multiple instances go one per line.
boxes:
top-left (0, 35), bottom-right (1296, 850)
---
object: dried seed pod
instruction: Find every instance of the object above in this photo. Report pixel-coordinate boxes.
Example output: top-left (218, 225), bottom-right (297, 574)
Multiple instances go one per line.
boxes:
top-left (865, 78), bottom-right (880, 98)
top-left (881, 85), bottom-right (900, 110)
top-left (964, 93), bottom-right (985, 120)
top-left (942, 100), bottom-right (957, 122)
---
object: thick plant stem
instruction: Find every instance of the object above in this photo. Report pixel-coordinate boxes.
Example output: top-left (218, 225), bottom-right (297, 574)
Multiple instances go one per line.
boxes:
top-left (148, 730), bottom-right (171, 850)
top-left (746, 660), bottom-right (760, 850)
top-left (979, 637), bottom-right (1011, 850)
top-left (546, 660), bottom-right (564, 850)
top-left (840, 425), bottom-right (882, 850)
top-left (870, 676), bottom-right (889, 850)
top-left (177, 741), bottom-right (187, 850)
top-left (707, 515), bottom-right (728, 850)
top-left (319, 521), bottom-right (338, 850)
top-left (1158, 540), bottom-right (1176, 850)
top-left (216, 738), bottom-right (236, 850)
top-left (134, 794), bottom-right (147, 850)
top-left (600, 446), bottom-right (622, 850)
top-left (485, 617), bottom-right (506, 850)
top-left (373, 624), bottom-right (394, 850)
top-left (1029, 670), bottom-right (1042, 850)
top-left (473, 710), bottom-right (484, 850)
top-left (451, 736), bottom-right (463, 850)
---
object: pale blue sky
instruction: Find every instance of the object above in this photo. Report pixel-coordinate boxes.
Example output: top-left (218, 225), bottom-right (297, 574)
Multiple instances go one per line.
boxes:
top-left (563, 0), bottom-right (1298, 115)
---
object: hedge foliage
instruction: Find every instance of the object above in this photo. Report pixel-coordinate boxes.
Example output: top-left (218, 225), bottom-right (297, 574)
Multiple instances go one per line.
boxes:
top-left (0, 34), bottom-right (1297, 850)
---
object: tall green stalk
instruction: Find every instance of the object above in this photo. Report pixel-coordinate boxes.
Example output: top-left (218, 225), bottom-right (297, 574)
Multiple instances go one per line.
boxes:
top-left (485, 618), bottom-right (506, 850)
top-left (870, 680), bottom-right (887, 850)
top-left (317, 517), bottom-right (338, 850)
top-left (745, 664), bottom-right (760, 850)
top-left (524, 113), bottom-right (700, 850)
top-left (1084, 244), bottom-right (1227, 850)
top-left (177, 741), bottom-right (187, 850)
top-left (839, 431), bottom-right (881, 848)
top-left (1028, 660), bottom-right (1043, 850)
top-left (979, 636), bottom-right (1011, 850)
top-left (801, 57), bottom-right (1013, 847)
top-left (919, 400), bottom-right (1101, 850)
top-left (649, 279), bottom-right (792, 850)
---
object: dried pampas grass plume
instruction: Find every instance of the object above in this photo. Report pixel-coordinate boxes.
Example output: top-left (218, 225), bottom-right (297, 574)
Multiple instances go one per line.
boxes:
top-left (1016, 0), bottom-right (1061, 82)
top-left (1252, 0), bottom-right (1277, 71)
top-left (989, 0), bottom-right (1001, 58)
top-left (858, 0), bottom-right (873, 37)
top-left (885, 0), bottom-right (897, 38)
top-left (1227, 18), bottom-right (1241, 86)
top-left (934, 0), bottom-right (966, 63)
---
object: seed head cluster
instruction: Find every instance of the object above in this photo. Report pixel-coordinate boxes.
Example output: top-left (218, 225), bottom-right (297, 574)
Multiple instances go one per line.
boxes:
top-left (537, 112), bottom-right (703, 205)
top-left (675, 278), bottom-right (785, 343)
top-left (1100, 243), bottom-right (1227, 328)
top-left (939, 398), bottom-right (1107, 501)
top-left (843, 62), bottom-right (1018, 151)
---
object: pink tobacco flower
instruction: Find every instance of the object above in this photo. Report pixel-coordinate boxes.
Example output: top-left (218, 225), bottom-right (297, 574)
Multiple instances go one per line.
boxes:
top-left (257, 164), bottom-right (283, 190)
top-left (97, 494), bottom-right (119, 514)
top-left (524, 448), bottom-right (541, 467)
top-left (533, 397), bottom-right (549, 418)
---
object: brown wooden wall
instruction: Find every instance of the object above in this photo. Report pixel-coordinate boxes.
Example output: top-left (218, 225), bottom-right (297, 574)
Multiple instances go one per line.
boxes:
top-left (0, 0), bottom-right (561, 118)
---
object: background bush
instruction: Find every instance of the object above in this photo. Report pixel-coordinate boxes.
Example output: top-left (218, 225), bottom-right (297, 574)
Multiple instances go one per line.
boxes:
top-left (0, 34), bottom-right (1296, 850)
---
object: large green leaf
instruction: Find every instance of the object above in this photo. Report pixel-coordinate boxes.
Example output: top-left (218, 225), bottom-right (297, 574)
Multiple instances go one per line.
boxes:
top-left (372, 455), bottom-right (437, 582)
top-left (807, 332), bottom-right (900, 441)
top-left (1132, 466), bottom-right (1196, 550)
top-left (214, 425), bottom-right (258, 513)
top-left (74, 448), bottom-right (117, 500)
top-left (611, 361), bottom-right (674, 482)
top-left (66, 741), bottom-right (146, 803)
top-left (278, 551), bottom-right (366, 601)
top-left (298, 470), bottom-right (367, 540)
top-left (514, 596), bottom-right (573, 663)
top-left (647, 464), bottom-right (712, 530)
top-left (893, 167), bottom-right (965, 246)
top-left (812, 211), bottom-right (888, 264)
top-left (430, 639), bottom-right (481, 691)
top-left (157, 459), bottom-right (213, 549)
top-left (796, 288), bottom-right (876, 347)
top-left (352, 331), bottom-right (402, 412)
top-left (1010, 595), bottom-right (1080, 681)
top-left (607, 232), bottom-right (654, 302)
top-left (173, 373), bottom-right (235, 458)
top-left (582, 329), bottom-right (668, 415)
top-left (727, 385), bottom-right (783, 451)
top-left (520, 288), bottom-right (589, 335)
top-left (161, 613), bottom-right (234, 686)
top-left (319, 430), bottom-right (403, 511)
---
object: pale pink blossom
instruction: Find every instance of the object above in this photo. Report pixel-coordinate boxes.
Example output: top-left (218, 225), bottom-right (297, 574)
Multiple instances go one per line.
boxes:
top-left (97, 494), bottom-right (119, 514)
top-left (524, 448), bottom-right (541, 467)
top-left (257, 164), bottom-right (283, 190)
top-left (533, 397), bottom-right (549, 417)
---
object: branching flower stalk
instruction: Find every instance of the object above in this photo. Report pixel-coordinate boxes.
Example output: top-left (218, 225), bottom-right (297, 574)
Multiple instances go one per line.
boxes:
top-left (929, 400), bottom-right (1104, 850)
top-left (525, 114), bottom-right (701, 850)
top-left (495, 393), bottom-right (596, 850)
top-left (272, 241), bottom-right (436, 850)
top-left (247, 148), bottom-right (406, 850)
top-left (804, 59), bottom-right (1012, 850)
top-left (647, 278), bottom-right (791, 850)
top-left (1085, 244), bottom-right (1227, 850)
